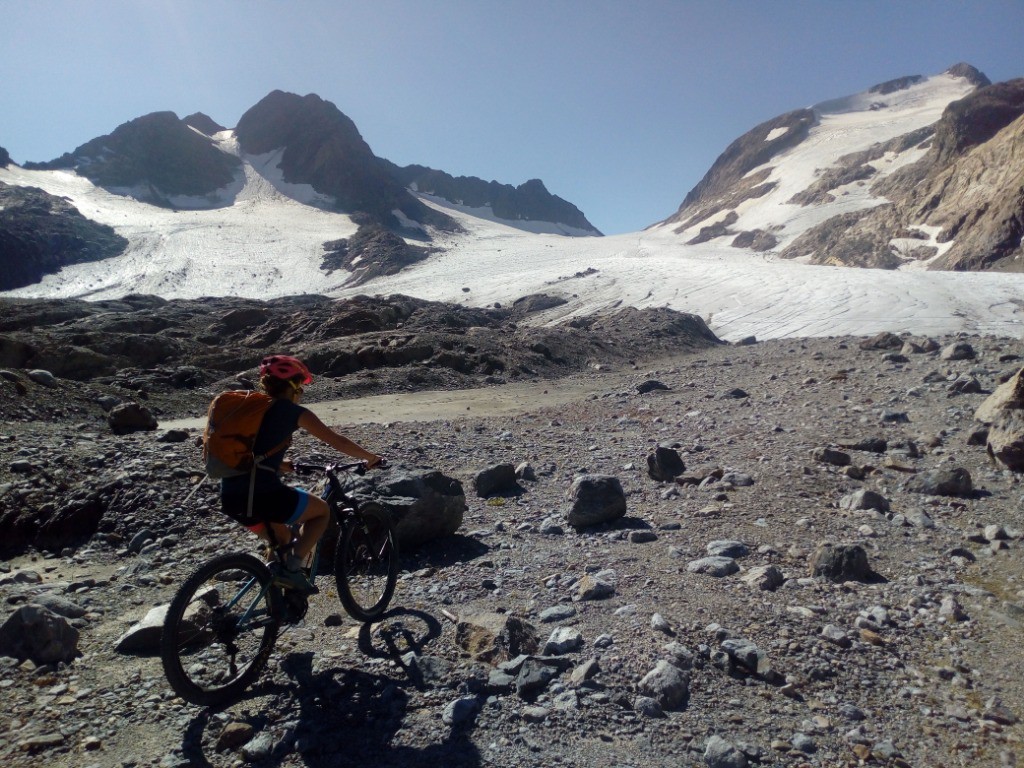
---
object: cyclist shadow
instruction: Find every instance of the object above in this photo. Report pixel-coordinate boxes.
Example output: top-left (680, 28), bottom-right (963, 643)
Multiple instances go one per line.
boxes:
top-left (179, 609), bottom-right (480, 767)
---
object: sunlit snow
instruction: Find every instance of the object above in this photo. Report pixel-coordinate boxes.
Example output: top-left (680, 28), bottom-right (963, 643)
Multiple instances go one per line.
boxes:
top-left (1, 71), bottom-right (1021, 342)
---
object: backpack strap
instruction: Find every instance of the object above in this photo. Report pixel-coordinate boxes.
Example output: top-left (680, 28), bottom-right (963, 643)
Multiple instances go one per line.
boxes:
top-left (244, 437), bottom-right (294, 518)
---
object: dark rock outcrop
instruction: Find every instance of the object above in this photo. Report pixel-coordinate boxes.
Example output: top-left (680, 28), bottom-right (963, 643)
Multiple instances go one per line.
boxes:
top-left (0, 183), bottom-right (129, 290)
top-left (385, 163), bottom-right (601, 235)
top-left (25, 111), bottom-right (240, 204)
top-left (321, 225), bottom-right (437, 286)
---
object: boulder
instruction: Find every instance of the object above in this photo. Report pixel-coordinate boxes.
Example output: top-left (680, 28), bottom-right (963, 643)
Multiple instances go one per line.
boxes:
top-left (115, 605), bottom-right (172, 654)
top-left (27, 369), bottom-right (58, 388)
top-left (839, 489), bottom-right (891, 513)
top-left (859, 332), bottom-right (903, 350)
top-left (740, 565), bottom-right (785, 591)
top-left (904, 467), bottom-right (974, 497)
top-left (809, 543), bottom-right (874, 582)
top-left (473, 463), bottom-right (518, 497)
top-left (940, 341), bottom-right (976, 361)
top-left (975, 366), bottom-right (1024, 423)
top-left (0, 604), bottom-right (79, 664)
top-left (705, 540), bottom-right (749, 558)
top-left (704, 734), bottom-right (749, 768)
top-left (360, 470), bottom-right (466, 549)
top-left (687, 556), bottom-right (739, 577)
top-left (638, 660), bottom-right (690, 710)
top-left (986, 411), bottom-right (1024, 472)
top-left (636, 379), bottom-right (669, 394)
top-left (108, 402), bottom-right (158, 434)
top-left (565, 475), bottom-right (626, 528)
top-left (647, 446), bottom-right (686, 481)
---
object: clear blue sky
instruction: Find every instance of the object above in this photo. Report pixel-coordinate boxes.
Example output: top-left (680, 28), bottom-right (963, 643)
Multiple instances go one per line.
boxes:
top-left (2, 0), bottom-right (1021, 234)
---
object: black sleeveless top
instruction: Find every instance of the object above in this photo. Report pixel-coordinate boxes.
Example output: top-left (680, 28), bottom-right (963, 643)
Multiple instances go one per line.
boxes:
top-left (221, 398), bottom-right (307, 497)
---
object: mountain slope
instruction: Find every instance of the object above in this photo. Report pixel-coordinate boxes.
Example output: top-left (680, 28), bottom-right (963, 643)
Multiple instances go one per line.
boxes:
top-left (658, 63), bottom-right (1023, 272)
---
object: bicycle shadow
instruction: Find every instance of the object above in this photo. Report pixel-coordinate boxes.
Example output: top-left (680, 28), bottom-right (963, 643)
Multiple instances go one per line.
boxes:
top-left (178, 609), bottom-right (480, 767)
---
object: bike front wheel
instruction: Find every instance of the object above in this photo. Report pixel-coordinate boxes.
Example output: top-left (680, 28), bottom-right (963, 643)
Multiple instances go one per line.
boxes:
top-left (334, 502), bottom-right (399, 622)
top-left (160, 552), bottom-right (280, 706)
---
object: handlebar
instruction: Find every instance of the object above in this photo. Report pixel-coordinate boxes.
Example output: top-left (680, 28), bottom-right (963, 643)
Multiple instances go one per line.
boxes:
top-left (291, 460), bottom-right (384, 477)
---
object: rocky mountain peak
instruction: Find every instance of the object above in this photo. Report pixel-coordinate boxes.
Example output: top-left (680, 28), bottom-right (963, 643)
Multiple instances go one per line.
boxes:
top-left (23, 111), bottom-right (240, 203)
top-left (0, 146), bottom-right (10, 167)
top-left (235, 90), bottom-right (368, 157)
top-left (944, 62), bottom-right (991, 87)
top-left (235, 90), bottom-right (457, 231)
top-left (183, 112), bottom-right (226, 136)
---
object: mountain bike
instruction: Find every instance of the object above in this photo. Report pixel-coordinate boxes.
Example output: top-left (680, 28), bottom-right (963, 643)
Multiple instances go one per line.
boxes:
top-left (160, 461), bottom-right (399, 706)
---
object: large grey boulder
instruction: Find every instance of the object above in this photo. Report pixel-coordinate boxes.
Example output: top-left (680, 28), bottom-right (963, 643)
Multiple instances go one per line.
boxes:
top-left (638, 660), bottom-right (690, 710)
top-left (809, 543), bottom-right (874, 583)
top-left (940, 341), bottom-right (976, 361)
top-left (356, 469), bottom-right (466, 549)
top-left (473, 463), bottom-right (518, 497)
top-left (704, 734), bottom-right (749, 768)
top-left (565, 475), bottom-right (626, 528)
top-left (839, 489), bottom-right (891, 513)
top-left (904, 467), bottom-right (974, 497)
top-left (0, 604), bottom-right (79, 664)
top-left (974, 367), bottom-right (1024, 472)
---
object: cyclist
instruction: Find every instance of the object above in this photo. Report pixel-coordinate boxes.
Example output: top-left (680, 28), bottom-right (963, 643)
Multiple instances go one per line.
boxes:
top-left (220, 354), bottom-right (384, 593)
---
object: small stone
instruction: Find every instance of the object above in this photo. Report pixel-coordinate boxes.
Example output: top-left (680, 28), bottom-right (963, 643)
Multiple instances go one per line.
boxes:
top-left (820, 624), bottom-right (852, 648)
top-left (216, 722), bottom-right (255, 752)
top-left (687, 556), bottom-right (739, 577)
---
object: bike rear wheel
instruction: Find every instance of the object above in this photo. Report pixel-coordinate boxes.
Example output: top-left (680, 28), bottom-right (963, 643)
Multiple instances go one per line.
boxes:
top-left (160, 552), bottom-right (280, 706)
top-left (334, 502), bottom-right (399, 622)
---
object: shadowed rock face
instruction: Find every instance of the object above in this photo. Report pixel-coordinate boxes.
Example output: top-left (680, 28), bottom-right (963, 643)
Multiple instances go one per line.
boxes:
top-left (0, 183), bottom-right (129, 290)
top-left (235, 90), bottom-right (457, 232)
top-left (384, 162), bottom-right (602, 235)
top-left (932, 78), bottom-right (1024, 164)
top-left (663, 108), bottom-right (815, 232)
top-left (24, 111), bottom-right (240, 201)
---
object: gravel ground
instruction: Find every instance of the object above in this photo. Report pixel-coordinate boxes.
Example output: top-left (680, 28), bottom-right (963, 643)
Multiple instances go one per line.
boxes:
top-left (1, 333), bottom-right (1023, 768)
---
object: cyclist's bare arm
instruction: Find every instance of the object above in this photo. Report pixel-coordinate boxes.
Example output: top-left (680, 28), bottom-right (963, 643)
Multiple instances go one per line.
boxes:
top-left (297, 410), bottom-right (383, 467)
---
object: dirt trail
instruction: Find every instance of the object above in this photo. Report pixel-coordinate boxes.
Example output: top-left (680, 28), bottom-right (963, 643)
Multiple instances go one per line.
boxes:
top-left (160, 370), bottom-right (629, 430)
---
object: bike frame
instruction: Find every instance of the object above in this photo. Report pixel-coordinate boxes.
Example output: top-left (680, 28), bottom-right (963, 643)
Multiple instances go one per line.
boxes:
top-left (226, 461), bottom-right (369, 630)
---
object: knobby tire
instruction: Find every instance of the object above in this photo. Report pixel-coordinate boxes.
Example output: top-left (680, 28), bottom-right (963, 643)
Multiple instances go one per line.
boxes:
top-left (334, 502), bottom-right (399, 622)
top-left (160, 552), bottom-right (280, 706)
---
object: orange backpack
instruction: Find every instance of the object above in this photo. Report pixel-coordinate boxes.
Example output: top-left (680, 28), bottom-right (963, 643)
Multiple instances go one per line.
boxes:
top-left (202, 391), bottom-right (292, 514)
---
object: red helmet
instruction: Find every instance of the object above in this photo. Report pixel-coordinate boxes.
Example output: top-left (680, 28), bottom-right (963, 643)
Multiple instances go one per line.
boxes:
top-left (259, 355), bottom-right (313, 384)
